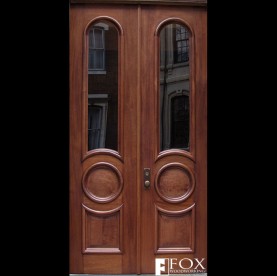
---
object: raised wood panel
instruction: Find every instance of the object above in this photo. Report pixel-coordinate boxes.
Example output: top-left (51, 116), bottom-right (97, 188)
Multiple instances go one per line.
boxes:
top-left (82, 204), bottom-right (123, 253)
top-left (82, 162), bottom-right (123, 203)
top-left (155, 204), bottom-right (195, 253)
top-left (155, 162), bottom-right (195, 203)
top-left (84, 255), bottom-right (122, 274)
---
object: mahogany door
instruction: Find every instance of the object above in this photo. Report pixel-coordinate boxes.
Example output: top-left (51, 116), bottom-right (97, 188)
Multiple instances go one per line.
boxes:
top-left (70, 1), bottom-right (207, 274)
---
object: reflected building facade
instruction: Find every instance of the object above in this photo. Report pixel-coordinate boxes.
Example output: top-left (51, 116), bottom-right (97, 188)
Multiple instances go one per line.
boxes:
top-left (87, 21), bottom-right (190, 153)
top-left (87, 21), bottom-right (118, 151)
top-left (160, 24), bottom-right (190, 152)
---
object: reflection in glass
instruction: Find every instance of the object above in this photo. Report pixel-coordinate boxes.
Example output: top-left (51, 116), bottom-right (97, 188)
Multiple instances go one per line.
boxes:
top-left (88, 21), bottom-right (118, 151)
top-left (160, 23), bottom-right (190, 151)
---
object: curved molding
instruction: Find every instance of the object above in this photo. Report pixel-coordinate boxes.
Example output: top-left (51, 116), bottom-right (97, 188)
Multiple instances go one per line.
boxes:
top-left (155, 162), bottom-right (195, 203)
top-left (84, 16), bottom-right (124, 36)
top-left (156, 203), bottom-right (195, 215)
top-left (156, 149), bottom-right (195, 162)
top-left (82, 149), bottom-right (123, 162)
top-left (82, 162), bottom-right (123, 203)
top-left (155, 17), bottom-right (195, 37)
top-left (82, 203), bottom-right (123, 215)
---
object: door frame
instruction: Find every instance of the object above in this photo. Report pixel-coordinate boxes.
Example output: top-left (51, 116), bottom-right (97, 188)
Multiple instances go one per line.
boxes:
top-left (71, 0), bottom-right (207, 6)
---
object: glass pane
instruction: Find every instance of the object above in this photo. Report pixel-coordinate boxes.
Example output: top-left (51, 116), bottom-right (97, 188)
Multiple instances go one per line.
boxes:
top-left (171, 95), bottom-right (189, 148)
top-left (88, 106), bottom-right (102, 149)
top-left (92, 50), bottom-right (104, 69)
top-left (88, 21), bottom-right (118, 151)
top-left (159, 23), bottom-right (190, 151)
top-left (93, 29), bottom-right (103, 48)
top-left (89, 31), bottom-right (94, 47)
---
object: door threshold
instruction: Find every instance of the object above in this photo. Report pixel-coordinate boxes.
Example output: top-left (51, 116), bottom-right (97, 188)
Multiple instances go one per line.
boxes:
top-left (70, 274), bottom-right (207, 276)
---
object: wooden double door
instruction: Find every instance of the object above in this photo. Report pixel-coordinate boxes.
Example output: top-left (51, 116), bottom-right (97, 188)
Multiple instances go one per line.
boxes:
top-left (70, 1), bottom-right (207, 274)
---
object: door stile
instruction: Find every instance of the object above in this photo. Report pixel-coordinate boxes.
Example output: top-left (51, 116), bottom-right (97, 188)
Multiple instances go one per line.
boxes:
top-left (194, 9), bottom-right (207, 263)
top-left (70, 6), bottom-right (84, 272)
top-left (140, 5), bottom-right (157, 273)
top-left (121, 5), bottom-right (139, 273)
top-left (136, 4), bottom-right (142, 275)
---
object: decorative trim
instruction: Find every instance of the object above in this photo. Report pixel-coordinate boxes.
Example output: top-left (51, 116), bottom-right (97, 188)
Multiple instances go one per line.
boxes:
top-left (71, 0), bottom-right (207, 6)
top-left (82, 203), bottom-right (123, 214)
top-left (82, 162), bottom-right (123, 203)
top-left (84, 16), bottom-right (124, 36)
top-left (82, 204), bottom-right (123, 254)
top-left (155, 203), bottom-right (195, 253)
top-left (155, 17), bottom-right (194, 36)
top-left (155, 162), bottom-right (195, 203)
top-left (83, 149), bottom-right (123, 162)
top-left (156, 149), bottom-right (195, 162)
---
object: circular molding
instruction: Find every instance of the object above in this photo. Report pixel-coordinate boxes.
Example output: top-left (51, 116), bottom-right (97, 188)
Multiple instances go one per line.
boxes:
top-left (82, 162), bottom-right (123, 203)
top-left (155, 162), bottom-right (195, 203)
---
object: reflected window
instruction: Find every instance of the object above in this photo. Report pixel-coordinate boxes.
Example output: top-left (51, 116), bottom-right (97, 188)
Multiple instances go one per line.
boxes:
top-left (174, 25), bottom-right (189, 63)
top-left (88, 95), bottom-right (108, 149)
top-left (171, 95), bottom-right (189, 148)
top-left (88, 21), bottom-right (118, 151)
top-left (89, 27), bottom-right (105, 71)
top-left (160, 23), bottom-right (190, 152)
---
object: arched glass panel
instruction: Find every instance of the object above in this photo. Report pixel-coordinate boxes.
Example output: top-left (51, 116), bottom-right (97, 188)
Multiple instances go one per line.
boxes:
top-left (159, 23), bottom-right (190, 151)
top-left (88, 20), bottom-right (118, 151)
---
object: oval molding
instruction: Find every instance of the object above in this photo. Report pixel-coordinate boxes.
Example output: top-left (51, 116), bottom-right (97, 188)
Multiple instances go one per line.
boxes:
top-left (82, 162), bottom-right (123, 203)
top-left (155, 162), bottom-right (195, 203)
